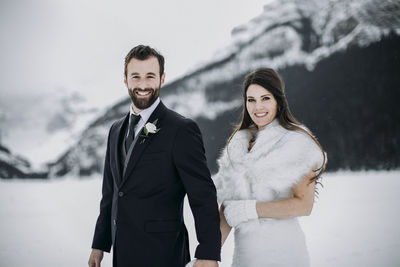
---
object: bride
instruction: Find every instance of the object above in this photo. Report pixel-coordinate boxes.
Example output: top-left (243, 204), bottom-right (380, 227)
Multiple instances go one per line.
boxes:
top-left (214, 68), bottom-right (327, 266)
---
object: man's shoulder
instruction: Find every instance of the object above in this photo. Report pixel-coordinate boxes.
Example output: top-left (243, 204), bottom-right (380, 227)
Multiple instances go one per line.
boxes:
top-left (163, 107), bottom-right (198, 129)
top-left (108, 114), bottom-right (128, 131)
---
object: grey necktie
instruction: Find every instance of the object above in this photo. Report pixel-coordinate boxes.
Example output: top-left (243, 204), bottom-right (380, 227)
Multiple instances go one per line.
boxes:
top-left (125, 114), bottom-right (141, 152)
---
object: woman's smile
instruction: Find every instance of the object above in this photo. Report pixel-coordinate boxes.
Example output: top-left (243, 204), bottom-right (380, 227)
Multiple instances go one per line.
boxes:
top-left (254, 112), bottom-right (267, 118)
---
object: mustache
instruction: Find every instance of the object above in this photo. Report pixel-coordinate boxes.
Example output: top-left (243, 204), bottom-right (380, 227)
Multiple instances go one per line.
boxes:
top-left (132, 88), bottom-right (154, 92)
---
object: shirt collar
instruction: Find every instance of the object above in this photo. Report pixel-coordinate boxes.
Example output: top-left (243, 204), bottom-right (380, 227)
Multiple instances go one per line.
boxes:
top-left (130, 97), bottom-right (160, 123)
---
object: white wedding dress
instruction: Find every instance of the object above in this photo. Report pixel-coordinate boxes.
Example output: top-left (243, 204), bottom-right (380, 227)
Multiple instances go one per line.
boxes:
top-left (213, 120), bottom-right (324, 267)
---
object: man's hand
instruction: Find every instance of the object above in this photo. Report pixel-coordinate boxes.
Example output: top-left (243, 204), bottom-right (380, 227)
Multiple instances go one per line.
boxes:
top-left (194, 259), bottom-right (218, 267)
top-left (88, 249), bottom-right (104, 267)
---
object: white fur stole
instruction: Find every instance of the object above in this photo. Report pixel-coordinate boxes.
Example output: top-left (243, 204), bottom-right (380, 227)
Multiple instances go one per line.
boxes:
top-left (213, 120), bottom-right (325, 203)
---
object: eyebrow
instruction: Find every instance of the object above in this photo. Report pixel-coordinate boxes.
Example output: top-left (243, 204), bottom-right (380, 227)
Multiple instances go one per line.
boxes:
top-left (130, 72), bottom-right (157, 76)
top-left (247, 93), bottom-right (272, 98)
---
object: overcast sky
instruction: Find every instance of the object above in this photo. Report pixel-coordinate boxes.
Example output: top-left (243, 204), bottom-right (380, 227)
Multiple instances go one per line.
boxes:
top-left (0, 0), bottom-right (268, 108)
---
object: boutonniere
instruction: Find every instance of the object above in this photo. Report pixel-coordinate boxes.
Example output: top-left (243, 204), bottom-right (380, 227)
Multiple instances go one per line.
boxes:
top-left (140, 119), bottom-right (161, 144)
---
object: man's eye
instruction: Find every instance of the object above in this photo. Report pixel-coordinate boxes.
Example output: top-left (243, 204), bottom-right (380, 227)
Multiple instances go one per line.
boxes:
top-left (147, 76), bottom-right (155, 79)
top-left (132, 76), bottom-right (139, 79)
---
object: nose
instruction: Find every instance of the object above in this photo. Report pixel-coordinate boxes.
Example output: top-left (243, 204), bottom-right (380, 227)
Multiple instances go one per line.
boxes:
top-left (255, 101), bottom-right (263, 111)
top-left (136, 79), bottom-right (146, 89)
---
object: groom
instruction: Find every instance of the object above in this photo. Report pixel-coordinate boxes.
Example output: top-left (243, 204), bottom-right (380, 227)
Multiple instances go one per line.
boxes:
top-left (88, 45), bottom-right (221, 267)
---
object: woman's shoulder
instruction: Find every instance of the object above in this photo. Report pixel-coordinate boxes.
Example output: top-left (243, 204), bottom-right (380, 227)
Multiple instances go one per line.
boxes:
top-left (226, 129), bottom-right (252, 150)
top-left (231, 128), bottom-right (253, 141)
top-left (215, 128), bottom-right (253, 167)
top-left (281, 126), bottom-right (317, 147)
top-left (279, 126), bottom-right (325, 166)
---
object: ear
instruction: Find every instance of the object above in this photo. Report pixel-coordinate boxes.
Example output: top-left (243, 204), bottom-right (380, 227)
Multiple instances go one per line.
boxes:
top-left (160, 72), bottom-right (166, 86)
top-left (124, 76), bottom-right (128, 87)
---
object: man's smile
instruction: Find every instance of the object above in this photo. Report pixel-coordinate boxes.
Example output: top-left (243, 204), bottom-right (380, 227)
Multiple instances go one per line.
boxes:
top-left (134, 89), bottom-right (152, 97)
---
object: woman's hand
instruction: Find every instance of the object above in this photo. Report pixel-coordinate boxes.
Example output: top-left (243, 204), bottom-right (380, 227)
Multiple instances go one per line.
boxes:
top-left (219, 205), bottom-right (232, 246)
top-left (256, 170), bottom-right (316, 218)
top-left (194, 260), bottom-right (218, 267)
top-left (223, 200), bottom-right (258, 227)
top-left (186, 259), bottom-right (218, 267)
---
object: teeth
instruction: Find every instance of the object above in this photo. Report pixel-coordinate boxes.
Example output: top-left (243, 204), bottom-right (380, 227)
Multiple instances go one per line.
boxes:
top-left (255, 113), bottom-right (267, 117)
top-left (137, 91), bottom-right (150, 96)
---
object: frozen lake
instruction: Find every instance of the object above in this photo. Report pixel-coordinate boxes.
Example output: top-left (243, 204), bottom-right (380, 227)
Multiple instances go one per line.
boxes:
top-left (0, 171), bottom-right (399, 267)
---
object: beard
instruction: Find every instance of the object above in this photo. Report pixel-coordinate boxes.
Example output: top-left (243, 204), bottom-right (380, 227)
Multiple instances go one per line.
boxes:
top-left (128, 85), bottom-right (160, 110)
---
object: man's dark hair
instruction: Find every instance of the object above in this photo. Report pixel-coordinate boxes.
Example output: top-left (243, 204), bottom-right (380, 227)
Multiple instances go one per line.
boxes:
top-left (124, 45), bottom-right (165, 78)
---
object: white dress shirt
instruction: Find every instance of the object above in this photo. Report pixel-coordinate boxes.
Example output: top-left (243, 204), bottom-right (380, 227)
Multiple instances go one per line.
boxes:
top-left (127, 97), bottom-right (160, 138)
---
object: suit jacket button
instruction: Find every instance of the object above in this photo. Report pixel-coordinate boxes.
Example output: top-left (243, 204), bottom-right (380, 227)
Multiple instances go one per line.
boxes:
top-left (118, 191), bottom-right (124, 197)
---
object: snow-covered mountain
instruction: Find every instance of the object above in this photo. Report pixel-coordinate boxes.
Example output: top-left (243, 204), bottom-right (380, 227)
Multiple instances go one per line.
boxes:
top-left (0, 89), bottom-right (102, 170)
top-left (0, 144), bottom-right (47, 178)
top-left (8, 0), bottom-right (400, 177)
top-left (160, 0), bottom-right (399, 120)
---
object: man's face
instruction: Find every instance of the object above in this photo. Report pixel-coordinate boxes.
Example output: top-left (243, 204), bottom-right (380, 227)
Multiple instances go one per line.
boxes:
top-left (124, 56), bottom-right (165, 111)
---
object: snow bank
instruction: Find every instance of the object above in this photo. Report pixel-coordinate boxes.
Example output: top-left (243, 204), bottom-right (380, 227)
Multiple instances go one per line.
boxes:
top-left (0, 171), bottom-right (399, 266)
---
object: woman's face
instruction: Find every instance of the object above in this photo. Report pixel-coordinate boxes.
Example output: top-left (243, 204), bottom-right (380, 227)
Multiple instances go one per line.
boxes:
top-left (246, 84), bottom-right (278, 130)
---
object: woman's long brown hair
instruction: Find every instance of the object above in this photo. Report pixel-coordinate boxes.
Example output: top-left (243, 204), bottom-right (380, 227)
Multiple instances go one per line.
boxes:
top-left (228, 67), bottom-right (327, 183)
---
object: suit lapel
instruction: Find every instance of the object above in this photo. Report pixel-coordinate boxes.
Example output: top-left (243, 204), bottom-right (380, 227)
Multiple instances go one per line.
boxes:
top-left (112, 114), bottom-right (129, 187)
top-left (120, 102), bottom-right (167, 188)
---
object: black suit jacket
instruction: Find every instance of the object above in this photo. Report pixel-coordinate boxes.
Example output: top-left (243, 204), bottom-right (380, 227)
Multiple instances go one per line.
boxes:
top-left (92, 102), bottom-right (221, 267)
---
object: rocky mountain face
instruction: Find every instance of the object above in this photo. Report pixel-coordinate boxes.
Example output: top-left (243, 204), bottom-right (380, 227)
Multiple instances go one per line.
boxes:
top-left (4, 0), bottom-right (399, 178)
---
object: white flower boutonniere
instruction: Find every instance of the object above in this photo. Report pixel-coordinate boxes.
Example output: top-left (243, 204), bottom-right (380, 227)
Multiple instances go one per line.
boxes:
top-left (141, 119), bottom-right (160, 143)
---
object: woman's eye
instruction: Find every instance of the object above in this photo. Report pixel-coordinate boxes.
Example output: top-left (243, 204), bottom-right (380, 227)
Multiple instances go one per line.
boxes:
top-left (247, 99), bottom-right (255, 102)
top-left (263, 96), bottom-right (270, 101)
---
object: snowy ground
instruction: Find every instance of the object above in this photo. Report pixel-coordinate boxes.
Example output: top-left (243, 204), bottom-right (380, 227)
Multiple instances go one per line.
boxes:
top-left (0, 171), bottom-right (399, 267)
